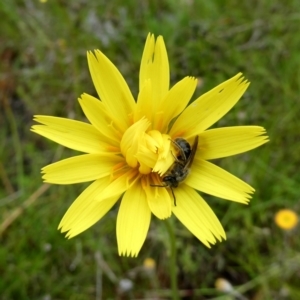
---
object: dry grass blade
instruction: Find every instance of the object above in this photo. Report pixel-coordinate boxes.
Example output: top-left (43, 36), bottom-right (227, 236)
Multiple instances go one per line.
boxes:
top-left (0, 183), bottom-right (50, 236)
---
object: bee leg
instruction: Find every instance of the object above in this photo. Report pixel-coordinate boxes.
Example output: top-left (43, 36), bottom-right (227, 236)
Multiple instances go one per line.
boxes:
top-left (170, 139), bottom-right (187, 161)
top-left (170, 150), bottom-right (185, 166)
top-left (170, 187), bottom-right (176, 206)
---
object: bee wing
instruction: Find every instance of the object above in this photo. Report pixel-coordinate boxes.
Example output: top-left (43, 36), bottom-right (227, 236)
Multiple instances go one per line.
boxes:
top-left (184, 135), bottom-right (198, 171)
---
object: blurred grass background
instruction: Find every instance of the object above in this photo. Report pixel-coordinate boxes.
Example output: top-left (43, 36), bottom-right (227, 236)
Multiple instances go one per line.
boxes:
top-left (1, 0), bottom-right (300, 299)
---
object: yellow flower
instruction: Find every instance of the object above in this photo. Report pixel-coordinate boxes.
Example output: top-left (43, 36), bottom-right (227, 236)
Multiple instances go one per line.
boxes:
top-left (274, 209), bottom-right (298, 230)
top-left (143, 258), bottom-right (156, 271)
top-left (31, 33), bottom-right (268, 257)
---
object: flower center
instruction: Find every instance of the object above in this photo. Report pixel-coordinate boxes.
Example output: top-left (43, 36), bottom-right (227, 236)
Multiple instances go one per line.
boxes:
top-left (120, 118), bottom-right (174, 175)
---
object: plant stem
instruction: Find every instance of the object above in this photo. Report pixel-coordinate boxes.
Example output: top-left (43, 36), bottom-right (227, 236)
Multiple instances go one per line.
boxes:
top-left (164, 218), bottom-right (179, 300)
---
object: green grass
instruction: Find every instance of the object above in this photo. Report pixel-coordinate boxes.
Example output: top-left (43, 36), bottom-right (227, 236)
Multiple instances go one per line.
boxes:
top-left (1, 0), bottom-right (300, 299)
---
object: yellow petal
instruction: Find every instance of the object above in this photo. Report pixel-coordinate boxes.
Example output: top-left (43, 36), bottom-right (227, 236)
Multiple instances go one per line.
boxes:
top-left (139, 34), bottom-right (169, 111)
top-left (172, 185), bottom-right (226, 247)
top-left (97, 168), bottom-right (140, 201)
top-left (199, 126), bottom-right (269, 159)
top-left (151, 36), bottom-right (169, 105)
top-left (117, 180), bottom-right (151, 257)
top-left (78, 93), bottom-right (122, 146)
top-left (140, 33), bottom-right (155, 91)
top-left (185, 158), bottom-right (254, 203)
top-left (42, 154), bottom-right (123, 184)
top-left (142, 176), bottom-right (172, 220)
top-left (134, 79), bottom-right (153, 124)
top-left (135, 144), bottom-right (157, 171)
top-left (87, 50), bottom-right (136, 132)
top-left (152, 152), bottom-right (174, 176)
top-left (59, 177), bottom-right (120, 238)
top-left (32, 116), bottom-right (109, 154)
top-left (151, 132), bottom-right (174, 175)
top-left (120, 118), bottom-right (150, 168)
top-left (157, 76), bottom-right (197, 132)
top-left (170, 73), bottom-right (249, 138)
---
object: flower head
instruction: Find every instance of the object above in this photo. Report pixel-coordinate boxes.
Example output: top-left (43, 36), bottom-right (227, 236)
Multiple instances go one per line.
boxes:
top-left (274, 209), bottom-right (298, 230)
top-left (143, 257), bottom-right (156, 271)
top-left (32, 33), bottom-right (268, 257)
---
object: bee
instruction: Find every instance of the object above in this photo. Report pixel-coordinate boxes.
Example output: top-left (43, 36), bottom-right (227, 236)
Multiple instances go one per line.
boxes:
top-left (151, 136), bottom-right (199, 206)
